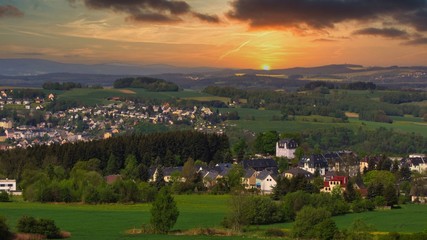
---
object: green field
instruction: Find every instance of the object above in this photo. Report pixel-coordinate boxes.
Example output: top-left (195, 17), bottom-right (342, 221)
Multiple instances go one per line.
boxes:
top-left (56, 88), bottom-right (223, 105)
top-left (0, 195), bottom-right (229, 240)
top-left (2, 196), bottom-right (427, 239)
top-left (219, 108), bottom-right (427, 137)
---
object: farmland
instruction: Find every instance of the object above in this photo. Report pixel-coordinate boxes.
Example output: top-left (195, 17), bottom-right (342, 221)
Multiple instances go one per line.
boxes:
top-left (219, 108), bottom-right (427, 137)
top-left (1, 196), bottom-right (427, 239)
top-left (45, 87), bottom-right (427, 137)
top-left (53, 88), bottom-right (228, 106)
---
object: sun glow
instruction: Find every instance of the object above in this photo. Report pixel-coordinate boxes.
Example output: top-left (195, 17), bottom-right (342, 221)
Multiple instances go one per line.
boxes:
top-left (262, 64), bottom-right (271, 70)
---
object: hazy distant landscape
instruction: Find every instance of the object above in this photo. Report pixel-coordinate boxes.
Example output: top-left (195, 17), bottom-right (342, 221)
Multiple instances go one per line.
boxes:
top-left (1, 59), bottom-right (426, 90)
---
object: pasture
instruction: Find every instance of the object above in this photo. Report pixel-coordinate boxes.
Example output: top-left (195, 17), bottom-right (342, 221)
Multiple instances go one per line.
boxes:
top-left (219, 108), bottom-right (427, 137)
top-left (1, 196), bottom-right (427, 239)
top-left (55, 88), bottom-right (228, 105)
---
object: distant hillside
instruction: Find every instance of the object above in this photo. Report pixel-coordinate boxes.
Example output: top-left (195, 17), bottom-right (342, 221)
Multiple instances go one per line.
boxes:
top-left (113, 77), bottom-right (179, 92)
top-left (0, 58), bottom-right (222, 76)
top-left (0, 58), bottom-right (426, 90)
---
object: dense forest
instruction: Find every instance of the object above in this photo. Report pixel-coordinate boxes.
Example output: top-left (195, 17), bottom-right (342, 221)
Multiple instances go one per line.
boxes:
top-left (113, 77), bottom-right (179, 92)
top-left (0, 131), bottom-right (231, 180)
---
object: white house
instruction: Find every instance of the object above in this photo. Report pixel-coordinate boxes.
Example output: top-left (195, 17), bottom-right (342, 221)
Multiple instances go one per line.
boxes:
top-left (299, 154), bottom-right (328, 176)
top-left (0, 179), bottom-right (16, 192)
top-left (256, 170), bottom-right (277, 194)
top-left (276, 139), bottom-right (298, 159)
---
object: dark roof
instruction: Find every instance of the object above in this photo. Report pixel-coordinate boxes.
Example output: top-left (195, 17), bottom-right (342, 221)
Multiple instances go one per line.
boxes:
top-left (163, 167), bottom-right (183, 176)
top-left (242, 158), bottom-right (278, 170)
top-left (257, 170), bottom-right (275, 181)
top-left (299, 154), bottom-right (328, 169)
top-left (284, 168), bottom-right (313, 179)
top-left (244, 169), bottom-right (256, 178)
top-left (203, 171), bottom-right (219, 180)
top-left (277, 139), bottom-right (298, 149)
top-left (408, 157), bottom-right (426, 166)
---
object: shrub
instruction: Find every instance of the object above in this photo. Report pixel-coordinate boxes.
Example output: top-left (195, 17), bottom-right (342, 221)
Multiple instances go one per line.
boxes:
top-left (0, 216), bottom-right (13, 240)
top-left (17, 216), bottom-right (60, 239)
top-left (0, 191), bottom-right (9, 202)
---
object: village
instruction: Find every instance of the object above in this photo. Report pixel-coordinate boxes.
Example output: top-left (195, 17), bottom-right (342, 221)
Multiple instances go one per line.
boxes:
top-left (2, 136), bottom-right (426, 204)
top-left (0, 89), bottom-right (225, 150)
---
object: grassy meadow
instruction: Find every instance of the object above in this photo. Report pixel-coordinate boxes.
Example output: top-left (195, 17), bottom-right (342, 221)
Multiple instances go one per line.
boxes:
top-left (54, 88), bottom-right (228, 105)
top-left (218, 108), bottom-right (427, 137)
top-left (1, 196), bottom-right (427, 239)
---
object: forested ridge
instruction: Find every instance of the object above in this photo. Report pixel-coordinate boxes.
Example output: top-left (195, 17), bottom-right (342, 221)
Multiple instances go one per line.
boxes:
top-left (113, 77), bottom-right (179, 91)
top-left (0, 131), bottom-right (230, 179)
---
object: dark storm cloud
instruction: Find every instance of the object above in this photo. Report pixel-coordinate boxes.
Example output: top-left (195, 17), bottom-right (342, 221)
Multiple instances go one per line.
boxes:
top-left (405, 37), bottom-right (427, 45)
top-left (353, 27), bottom-right (409, 39)
top-left (399, 9), bottom-right (427, 31)
top-left (73, 0), bottom-right (220, 24)
top-left (227, 0), bottom-right (427, 30)
top-left (0, 5), bottom-right (24, 18)
top-left (192, 12), bottom-right (221, 23)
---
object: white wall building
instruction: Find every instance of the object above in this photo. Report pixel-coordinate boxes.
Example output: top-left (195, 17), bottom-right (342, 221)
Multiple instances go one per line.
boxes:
top-left (0, 179), bottom-right (16, 192)
top-left (276, 139), bottom-right (298, 159)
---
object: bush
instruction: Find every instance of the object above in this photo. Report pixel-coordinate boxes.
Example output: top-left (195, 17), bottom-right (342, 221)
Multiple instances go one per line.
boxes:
top-left (249, 196), bottom-right (284, 225)
top-left (352, 199), bottom-right (375, 213)
top-left (0, 216), bottom-right (13, 240)
top-left (0, 191), bottom-right (10, 202)
top-left (17, 216), bottom-right (60, 239)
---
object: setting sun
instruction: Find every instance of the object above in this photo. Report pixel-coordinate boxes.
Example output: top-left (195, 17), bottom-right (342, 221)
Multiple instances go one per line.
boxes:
top-left (262, 64), bottom-right (271, 71)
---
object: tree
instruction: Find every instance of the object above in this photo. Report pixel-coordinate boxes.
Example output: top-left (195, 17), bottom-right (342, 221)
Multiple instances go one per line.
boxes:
top-left (105, 153), bottom-right (119, 175)
top-left (150, 187), bottom-right (179, 234)
top-left (232, 139), bottom-right (247, 161)
top-left (0, 216), bottom-right (13, 240)
top-left (292, 206), bottom-right (334, 239)
top-left (254, 131), bottom-right (279, 155)
top-left (384, 184), bottom-right (398, 207)
top-left (222, 192), bottom-right (253, 232)
top-left (343, 179), bottom-right (358, 203)
top-left (226, 164), bottom-right (245, 190)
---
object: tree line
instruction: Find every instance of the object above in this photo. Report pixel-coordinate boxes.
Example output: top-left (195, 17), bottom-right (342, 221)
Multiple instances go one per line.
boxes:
top-left (42, 82), bottom-right (83, 91)
top-left (0, 131), bottom-right (231, 180)
top-left (113, 77), bottom-right (179, 92)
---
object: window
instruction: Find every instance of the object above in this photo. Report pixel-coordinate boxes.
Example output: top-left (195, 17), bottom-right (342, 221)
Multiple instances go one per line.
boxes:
top-left (7, 184), bottom-right (13, 187)
top-left (0, 184), bottom-right (4, 187)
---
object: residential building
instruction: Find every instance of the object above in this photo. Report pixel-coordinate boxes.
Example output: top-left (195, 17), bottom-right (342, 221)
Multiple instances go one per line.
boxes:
top-left (256, 170), bottom-right (277, 194)
top-left (321, 175), bottom-right (348, 193)
top-left (276, 139), bottom-right (298, 159)
top-left (0, 179), bottom-right (16, 192)
top-left (299, 154), bottom-right (328, 175)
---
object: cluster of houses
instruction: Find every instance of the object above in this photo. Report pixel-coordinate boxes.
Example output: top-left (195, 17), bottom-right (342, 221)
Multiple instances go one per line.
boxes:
top-left (143, 139), bottom-right (427, 199)
top-left (0, 101), bottom-right (225, 149)
top-left (0, 89), bottom-right (54, 110)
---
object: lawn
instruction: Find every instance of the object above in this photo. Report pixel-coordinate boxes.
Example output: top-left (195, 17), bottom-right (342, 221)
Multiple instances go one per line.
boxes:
top-left (0, 195), bottom-right (230, 240)
top-left (1, 196), bottom-right (427, 239)
top-left (252, 204), bottom-right (427, 233)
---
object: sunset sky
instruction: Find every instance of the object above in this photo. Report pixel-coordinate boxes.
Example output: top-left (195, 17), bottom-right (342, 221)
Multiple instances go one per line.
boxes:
top-left (1, 0), bottom-right (427, 69)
